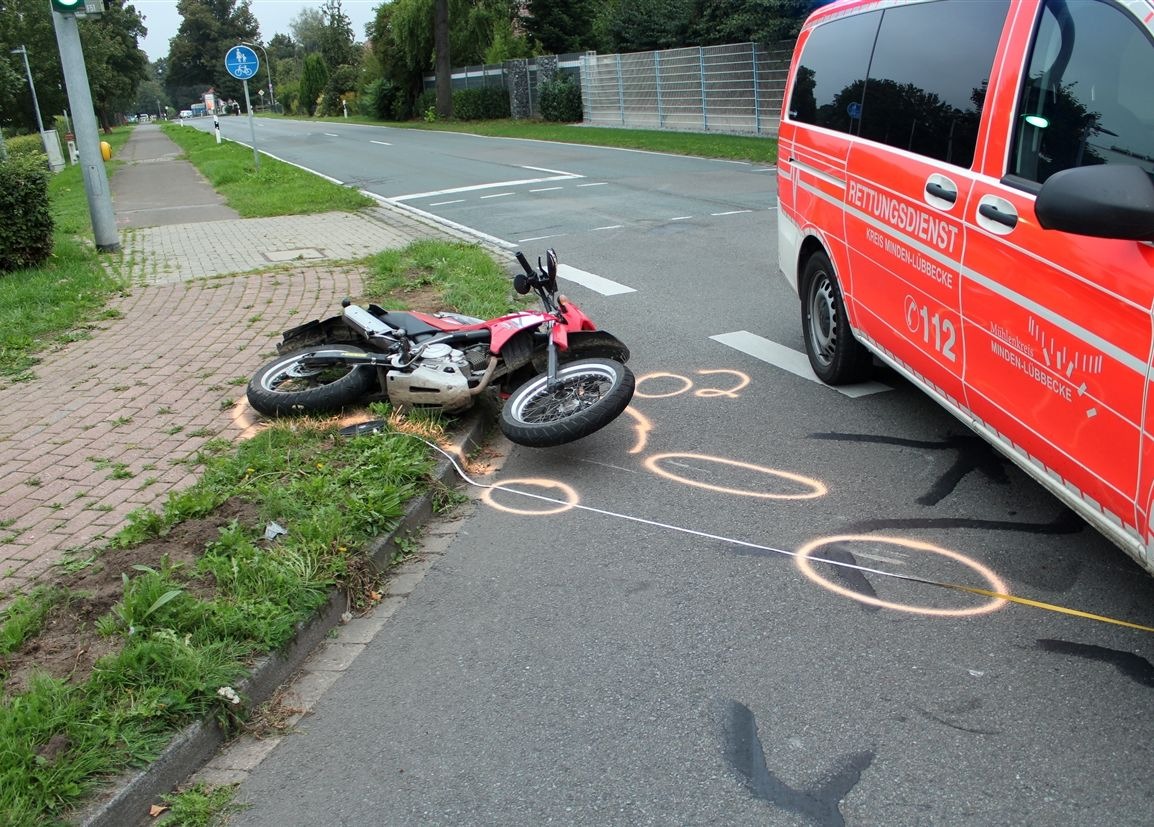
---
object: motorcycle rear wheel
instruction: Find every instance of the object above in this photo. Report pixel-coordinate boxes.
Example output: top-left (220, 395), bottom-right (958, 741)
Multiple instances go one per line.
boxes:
top-left (500, 358), bottom-right (635, 447)
top-left (247, 347), bottom-right (376, 417)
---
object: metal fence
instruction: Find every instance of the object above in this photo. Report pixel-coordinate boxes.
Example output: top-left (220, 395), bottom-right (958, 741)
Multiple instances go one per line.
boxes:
top-left (424, 41), bottom-right (793, 135)
top-left (424, 55), bottom-right (583, 119)
top-left (580, 42), bottom-right (791, 136)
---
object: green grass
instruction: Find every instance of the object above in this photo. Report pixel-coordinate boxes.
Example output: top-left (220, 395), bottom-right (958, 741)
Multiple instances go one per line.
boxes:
top-left (159, 123), bottom-right (373, 217)
top-left (0, 412), bottom-right (440, 825)
top-left (366, 239), bottom-right (520, 320)
top-left (303, 114), bottom-right (778, 164)
top-left (0, 128), bottom-right (133, 383)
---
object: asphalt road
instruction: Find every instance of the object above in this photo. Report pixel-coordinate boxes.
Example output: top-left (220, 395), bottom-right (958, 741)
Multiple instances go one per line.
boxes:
top-left (189, 116), bottom-right (1154, 825)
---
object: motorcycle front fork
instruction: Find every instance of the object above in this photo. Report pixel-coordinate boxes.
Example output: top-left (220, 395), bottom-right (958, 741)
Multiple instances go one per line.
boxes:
top-left (545, 340), bottom-right (561, 391)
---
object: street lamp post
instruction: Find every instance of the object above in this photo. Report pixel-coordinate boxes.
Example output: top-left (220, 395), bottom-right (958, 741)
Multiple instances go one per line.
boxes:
top-left (241, 41), bottom-right (275, 111)
top-left (11, 45), bottom-right (46, 134)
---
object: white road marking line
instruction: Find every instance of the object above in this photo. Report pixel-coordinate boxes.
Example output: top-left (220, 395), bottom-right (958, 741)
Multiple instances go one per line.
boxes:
top-left (429, 199), bottom-right (465, 206)
top-left (556, 263), bottom-right (636, 296)
top-left (481, 192), bottom-right (514, 199)
top-left (392, 173), bottom-right (582, 202)
top-left (711, 210), bottom-right (752, 216)
top-left (521, 165), bottom-right (577, 176)
top-left (669, 216), bottom-right (693, 221)
top-left (392, 166), bottom-right (584, 202)
top-left (592, 225), bottom-right (623, 231)
top-left (530, 187), bottom-right (564, 193)
top-left (709, 331), bottom-right (891, 397)
top-left (577, 182), bottom-right (608, 187)
top-left (324, 132), bottom-right (340, 137)
top-left (370, 140), bottom-right (391, 146)
top-left (365, 192), bottom-right (514, 249)
top-left (518, 234), bottom-right (565, 242)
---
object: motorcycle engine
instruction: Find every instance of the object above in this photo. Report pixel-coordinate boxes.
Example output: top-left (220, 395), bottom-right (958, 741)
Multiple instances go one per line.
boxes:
top-left (386, 343), bottom-right (475, 413)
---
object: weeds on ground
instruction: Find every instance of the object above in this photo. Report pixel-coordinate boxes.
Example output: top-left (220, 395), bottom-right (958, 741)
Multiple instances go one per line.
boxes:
top-left (367, 239), bottom-right (520, 320)
top-left (0, 411), bottom-right (443, 825)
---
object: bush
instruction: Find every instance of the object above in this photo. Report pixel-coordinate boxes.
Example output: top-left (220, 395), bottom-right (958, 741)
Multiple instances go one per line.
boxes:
top-left (451, 87), bottom-right (510, 121)
top-left (0, 154), bottom-right (53, 273)
top-left (538, 76), bottom-right (583, 122)
top-left (414, 89), bottom-right (437, 121)
top-left (5, 134), bottom-right (47, 159)
top-left (361, 80), bottom-right (411, 121)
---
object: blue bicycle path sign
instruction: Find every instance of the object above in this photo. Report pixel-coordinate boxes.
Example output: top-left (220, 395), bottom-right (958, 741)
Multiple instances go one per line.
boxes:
top-left (224, 45), bottom-right (259, 80)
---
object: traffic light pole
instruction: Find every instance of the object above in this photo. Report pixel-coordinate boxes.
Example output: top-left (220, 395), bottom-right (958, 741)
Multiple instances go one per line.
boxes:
top-left (51, 6), bottom-right (118, 252)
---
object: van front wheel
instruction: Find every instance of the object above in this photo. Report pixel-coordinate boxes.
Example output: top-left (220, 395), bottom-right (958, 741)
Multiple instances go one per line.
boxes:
top-left (801, 251), bottom-right (873, 385)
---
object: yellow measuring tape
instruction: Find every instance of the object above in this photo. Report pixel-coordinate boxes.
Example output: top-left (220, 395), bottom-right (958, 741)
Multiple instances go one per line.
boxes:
top-left (946, 583), bottom-right (1154, 633)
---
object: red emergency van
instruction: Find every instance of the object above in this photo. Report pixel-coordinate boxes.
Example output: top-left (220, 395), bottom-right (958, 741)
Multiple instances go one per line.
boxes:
top-left (777, 0), bottom-right (1154, 574)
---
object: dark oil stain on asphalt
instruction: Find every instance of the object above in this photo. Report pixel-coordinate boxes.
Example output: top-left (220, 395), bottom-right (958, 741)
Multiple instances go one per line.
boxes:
top-left (1037, 639), bottom-right (1154, 689)
top-left (723, 699), bottom-right (875, 826)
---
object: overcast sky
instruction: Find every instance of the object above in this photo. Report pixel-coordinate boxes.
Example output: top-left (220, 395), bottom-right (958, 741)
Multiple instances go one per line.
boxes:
top-left (133, 0), bottom-right (382, 62)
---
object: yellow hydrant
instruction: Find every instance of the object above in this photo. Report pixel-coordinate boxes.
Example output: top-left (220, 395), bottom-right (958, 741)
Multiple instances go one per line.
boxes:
top-left (100, 141), bottom-right (111, 161)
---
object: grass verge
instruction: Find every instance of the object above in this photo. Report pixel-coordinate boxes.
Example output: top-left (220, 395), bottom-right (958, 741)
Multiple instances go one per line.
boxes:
top-left (0, 127), bottom-right (133, 385)
top-left (0, 238), bottom-right (508, 825)
top-left (302, 115), bottom-right (778, 164)
top-left (159, 123), bottom-right (374, 217)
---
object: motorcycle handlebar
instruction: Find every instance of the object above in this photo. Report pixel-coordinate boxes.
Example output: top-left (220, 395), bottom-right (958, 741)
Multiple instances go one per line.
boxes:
top-left (514, 251), bottom-right (537, 279)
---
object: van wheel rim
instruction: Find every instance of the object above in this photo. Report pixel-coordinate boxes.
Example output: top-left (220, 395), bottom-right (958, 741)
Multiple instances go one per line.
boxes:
top-left (809, 276), bottom-right (837, 366)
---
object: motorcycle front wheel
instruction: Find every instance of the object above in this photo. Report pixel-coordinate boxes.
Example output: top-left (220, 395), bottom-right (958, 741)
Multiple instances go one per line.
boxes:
top-left (500, 358), bottom-right (635, 448)
top-left (247, 347), bottom-right (376, 417)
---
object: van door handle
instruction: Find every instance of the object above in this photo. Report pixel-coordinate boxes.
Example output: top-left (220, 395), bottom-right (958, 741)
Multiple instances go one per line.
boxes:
top-left (926, 182), bottom-right (957, 203)
top-left (979, 202), bottom-right (1018, 228)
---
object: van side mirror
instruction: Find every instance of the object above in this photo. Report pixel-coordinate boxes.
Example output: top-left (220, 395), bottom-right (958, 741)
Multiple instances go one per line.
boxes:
top-left (1035, 164), bottom-right (1154, 241)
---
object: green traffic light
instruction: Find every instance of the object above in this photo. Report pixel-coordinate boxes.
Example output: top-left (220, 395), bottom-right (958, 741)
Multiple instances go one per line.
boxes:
top-left (51, 0), bottom-right (83, 11)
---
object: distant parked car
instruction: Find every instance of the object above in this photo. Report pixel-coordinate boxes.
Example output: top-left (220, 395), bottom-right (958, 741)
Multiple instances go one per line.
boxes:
top-left (179, 110), bottom-right (193, 119)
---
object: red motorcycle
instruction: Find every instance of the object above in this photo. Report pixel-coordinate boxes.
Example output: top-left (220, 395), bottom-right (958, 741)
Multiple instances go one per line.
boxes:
top-left (246, 249), bottom-right (635, 448)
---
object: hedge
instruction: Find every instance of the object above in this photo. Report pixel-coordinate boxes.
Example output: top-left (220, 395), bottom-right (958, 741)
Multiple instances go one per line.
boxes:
top-left (0, 153), bottom-right (53, 273)
top-left (539, 76), bottom-right (583, 123)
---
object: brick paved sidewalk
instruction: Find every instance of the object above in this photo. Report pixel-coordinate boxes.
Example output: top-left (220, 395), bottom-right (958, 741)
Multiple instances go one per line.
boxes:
top-left (0, 125), bottom-right (485, 603)
top-left (0, 264), bottom-right (369, 598)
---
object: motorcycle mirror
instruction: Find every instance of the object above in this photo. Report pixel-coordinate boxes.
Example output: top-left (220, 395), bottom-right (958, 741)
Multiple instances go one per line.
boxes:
top-left (513, 274), bottom-right (531, 295)
top-left (546, 249), bottom-right (558, 280)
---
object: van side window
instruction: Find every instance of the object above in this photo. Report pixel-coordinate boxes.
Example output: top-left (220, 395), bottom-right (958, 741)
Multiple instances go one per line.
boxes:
top-left (857, 0), bottom-right (1009, 168)
top-left (1011, 0), bottom-right (1154, 184)
top-left (788, 11), bottom-right (880, 133)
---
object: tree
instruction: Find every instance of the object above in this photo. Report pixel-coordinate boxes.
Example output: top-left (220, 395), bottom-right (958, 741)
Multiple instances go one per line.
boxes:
top-left (687, 0), bottom-right (811, 46)
top-left (525, 0), bottom-right (599, 54)
top-left (593, 0), bottom-right (694, 53)
top-left (0, 0), bottom-right (147, 134)
top-left (434, 0), bottom-right (451, 119)
top-left (165, 0), bottom-right (259, 111)
top-left (299, 53), bottom-right (329, 116)
top-left (318, 0), bottom-right (357, 70)
top-left (371, 0), bottom-right (518, 103)
top-left (290, 7), bottom-right (327, 56)
top-left (82, 1), bottom-right (150, 129)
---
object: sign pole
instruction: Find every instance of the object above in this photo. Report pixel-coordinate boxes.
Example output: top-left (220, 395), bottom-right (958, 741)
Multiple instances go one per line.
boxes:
top-left (224, 43), bottom-right (261, 171)
top-left (243, 80), bottom-right (259, 171)
top-left (51, 6), bottom-right (118, 251)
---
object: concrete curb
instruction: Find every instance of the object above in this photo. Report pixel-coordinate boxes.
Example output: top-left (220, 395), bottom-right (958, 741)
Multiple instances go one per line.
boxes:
top-left (74, 412), bottom-right (489, 827)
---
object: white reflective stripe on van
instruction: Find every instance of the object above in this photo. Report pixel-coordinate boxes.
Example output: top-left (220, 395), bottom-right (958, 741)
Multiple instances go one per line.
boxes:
top-left (790, 159), bottom-right (846, 190)
top-left (796, 176), bottom-right (1145, 379)
top-left (961, 267), bottom-right (1148, 377)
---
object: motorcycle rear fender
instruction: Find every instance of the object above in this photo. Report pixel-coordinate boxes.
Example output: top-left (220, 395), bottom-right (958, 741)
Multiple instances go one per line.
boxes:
top-left (278, 314), bottom-right (358, 352)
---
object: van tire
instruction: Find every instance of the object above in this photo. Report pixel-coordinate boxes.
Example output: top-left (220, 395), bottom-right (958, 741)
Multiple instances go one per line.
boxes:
top-left (800, 251), bottom-right (873, 385)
